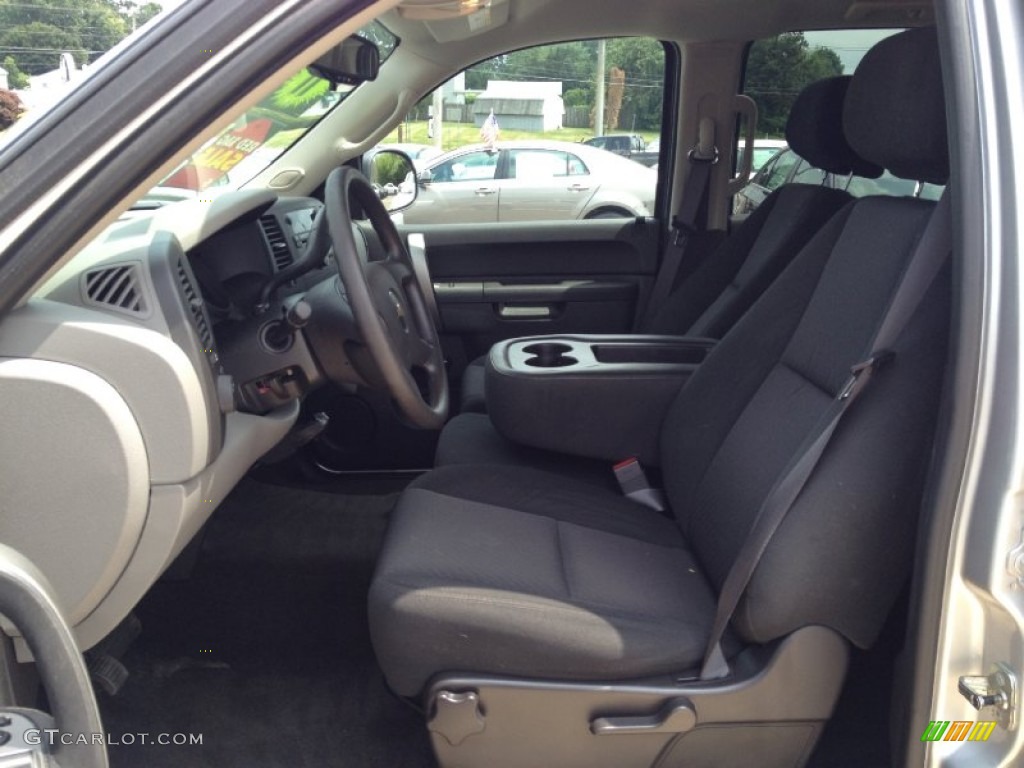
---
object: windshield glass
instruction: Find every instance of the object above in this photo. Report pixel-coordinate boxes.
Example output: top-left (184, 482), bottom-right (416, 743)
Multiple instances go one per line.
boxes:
top-left (147, 20), bottom-right (396, 204)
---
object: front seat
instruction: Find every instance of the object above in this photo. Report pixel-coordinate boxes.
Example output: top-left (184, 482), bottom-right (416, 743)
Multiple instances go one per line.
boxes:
top-left (369, 27), bottom-right (949, 768)
top-left (456, 73), bottom-right (881, 414)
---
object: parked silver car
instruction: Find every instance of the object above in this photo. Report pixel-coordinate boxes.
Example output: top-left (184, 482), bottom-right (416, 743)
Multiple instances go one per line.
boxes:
top-left (404, 140), bottom-right (657, 224)
top-left (734, 146), bottom-right (943, 216)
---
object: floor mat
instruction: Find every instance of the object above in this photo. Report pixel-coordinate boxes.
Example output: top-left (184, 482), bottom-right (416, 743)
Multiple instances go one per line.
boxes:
top-left (100, 479), bottom-right (436, 768)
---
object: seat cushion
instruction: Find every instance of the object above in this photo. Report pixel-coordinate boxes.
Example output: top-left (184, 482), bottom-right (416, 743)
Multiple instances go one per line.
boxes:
top-left (368, 465), bottom-right (719, 697)
top-left (435, 412), bottom-right (618, 488)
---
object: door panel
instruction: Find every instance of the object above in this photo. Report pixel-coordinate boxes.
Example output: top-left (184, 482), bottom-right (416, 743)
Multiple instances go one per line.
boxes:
top-left (398, 218), bottom-right (660, 370)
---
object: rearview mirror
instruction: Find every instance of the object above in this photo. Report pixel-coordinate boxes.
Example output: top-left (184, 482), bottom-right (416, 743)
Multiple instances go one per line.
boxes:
top-left (308, 35), bottom-right (380, 87)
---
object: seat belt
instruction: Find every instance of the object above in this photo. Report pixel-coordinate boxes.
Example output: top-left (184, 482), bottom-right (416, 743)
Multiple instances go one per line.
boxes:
top-left (640, 118), bottom-right (718, 330)
top-left (700, 191), bottom-right (953, 680)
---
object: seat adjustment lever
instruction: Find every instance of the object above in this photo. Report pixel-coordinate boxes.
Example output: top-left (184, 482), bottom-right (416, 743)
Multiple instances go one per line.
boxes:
top-left (590, 698), bottom-right (696, 735)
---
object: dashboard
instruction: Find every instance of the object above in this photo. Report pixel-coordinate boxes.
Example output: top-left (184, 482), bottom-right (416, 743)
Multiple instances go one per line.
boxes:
top-left (0, 190), bottom-right (350, 658)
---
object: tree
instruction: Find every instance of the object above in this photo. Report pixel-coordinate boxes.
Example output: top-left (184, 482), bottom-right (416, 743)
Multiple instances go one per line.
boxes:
top-left (462, 38), bottom-right (666, 132)
top-left (606, 37), bottom-right (664, 131)
top-left (133, 2), bottom-right (162, 28)
top-left (3, 55), bottom-right (29, 89)
top-left (0, 0), bottom-right (129, 75)
top-left (744, 33), bottom-right (843, 137)
top-left (0, 88), bottom-right (23, 130)
top-left (0, 21), bottom-right (86, 75)
top-left (466, 40), bottom-right (598, 100)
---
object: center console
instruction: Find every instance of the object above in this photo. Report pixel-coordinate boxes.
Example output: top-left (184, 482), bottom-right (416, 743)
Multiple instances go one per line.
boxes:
top-left (485, 334), bottom-right (715, 464)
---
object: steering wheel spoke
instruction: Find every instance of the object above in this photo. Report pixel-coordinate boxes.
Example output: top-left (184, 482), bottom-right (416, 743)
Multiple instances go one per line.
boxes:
top-left (324, 168), bottom-right (449, 429)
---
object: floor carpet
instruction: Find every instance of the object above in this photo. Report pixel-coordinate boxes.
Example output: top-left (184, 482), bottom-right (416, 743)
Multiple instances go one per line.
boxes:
top-left (100, 478), bottom-right (436, 768)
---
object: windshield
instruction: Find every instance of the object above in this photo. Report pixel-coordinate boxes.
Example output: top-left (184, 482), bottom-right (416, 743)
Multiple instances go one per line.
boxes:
top-left (146, 20), bottom-right (396, 204)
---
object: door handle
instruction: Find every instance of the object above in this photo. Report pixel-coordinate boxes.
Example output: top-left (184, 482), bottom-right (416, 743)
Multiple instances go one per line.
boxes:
top-left (475, 187), bottom-right (497, 196)
top-left (567, 183), bottom-right (591, 192)
top-left (498, 305), bottom-right (553, 319)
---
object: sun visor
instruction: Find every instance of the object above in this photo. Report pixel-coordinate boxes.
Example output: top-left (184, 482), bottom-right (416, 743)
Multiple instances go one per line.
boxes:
top-left (398, 0), bottom-right (510, 42)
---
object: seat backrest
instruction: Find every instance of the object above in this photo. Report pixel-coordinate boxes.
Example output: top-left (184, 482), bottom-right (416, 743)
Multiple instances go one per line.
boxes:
top-left (644, 76), bottom-right (882, 338)
top-left (660, 27), bottom-right (949, 650)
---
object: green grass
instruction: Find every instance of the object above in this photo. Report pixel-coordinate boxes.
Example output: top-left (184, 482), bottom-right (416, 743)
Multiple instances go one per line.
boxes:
top-left (383, 120), bottom-right (660, 152)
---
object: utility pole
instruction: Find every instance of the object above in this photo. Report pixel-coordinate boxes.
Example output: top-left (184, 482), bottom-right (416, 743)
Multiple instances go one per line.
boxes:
top-left (595, 39), bottom-right (606, 136)
top-left (432, 88), bottom-right (444, 149)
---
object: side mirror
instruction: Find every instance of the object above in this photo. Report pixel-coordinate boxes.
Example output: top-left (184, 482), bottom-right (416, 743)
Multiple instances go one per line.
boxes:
top-left (309, 35), bottom-right (380, 87)
top-left (366, 149), bottom-right (418, 213)
top-left (417, 169), bottom-right (434, 186)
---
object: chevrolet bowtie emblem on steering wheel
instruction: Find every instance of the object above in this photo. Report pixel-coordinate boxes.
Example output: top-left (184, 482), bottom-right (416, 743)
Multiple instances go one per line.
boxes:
top-left (388, 289), bottom-right (409, 332)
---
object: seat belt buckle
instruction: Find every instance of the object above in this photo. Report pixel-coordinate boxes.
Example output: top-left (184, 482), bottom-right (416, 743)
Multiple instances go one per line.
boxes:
top-left (670, 216), bottom-right (695, 247)
top-left (613, 458), bottom-right (666, 512)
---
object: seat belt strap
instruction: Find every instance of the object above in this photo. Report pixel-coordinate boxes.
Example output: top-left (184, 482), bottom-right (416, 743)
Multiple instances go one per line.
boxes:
top-left (641, 120), bottom-right (718, 330)
top-left (700, 191), bottom-right (952, 680)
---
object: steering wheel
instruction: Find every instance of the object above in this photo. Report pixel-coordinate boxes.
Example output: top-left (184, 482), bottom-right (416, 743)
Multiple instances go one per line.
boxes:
top-left (323, 166), bottom-right (448, 429)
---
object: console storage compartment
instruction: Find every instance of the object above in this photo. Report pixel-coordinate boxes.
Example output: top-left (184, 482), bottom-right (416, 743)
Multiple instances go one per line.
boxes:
top-left (485, 335), bottom-right (715, 463)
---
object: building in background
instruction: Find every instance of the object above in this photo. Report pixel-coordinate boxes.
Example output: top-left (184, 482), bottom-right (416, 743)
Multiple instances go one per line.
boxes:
top-left (15, 53), bottom-right (86, 112)
top-left (472, 80), bottom-right (563, 132)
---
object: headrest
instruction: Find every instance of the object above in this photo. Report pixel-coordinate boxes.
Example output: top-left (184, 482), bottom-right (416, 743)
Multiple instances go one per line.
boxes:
top-left (785, 76), bottom-right (882, 179)
top-left (843, 27), bottom-right (948, 184)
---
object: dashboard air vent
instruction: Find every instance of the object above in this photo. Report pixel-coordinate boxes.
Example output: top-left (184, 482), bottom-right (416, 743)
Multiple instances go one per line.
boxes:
top-left (83, 264), bottom-right (148, 316)
top-left (260, 214), bottom-right (293, 271)
top-left (176, 259), bottom-right (213, 350)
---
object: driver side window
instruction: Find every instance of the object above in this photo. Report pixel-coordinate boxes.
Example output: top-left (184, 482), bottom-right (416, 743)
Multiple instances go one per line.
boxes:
top-left (389, 37), bottom-right (666, 225)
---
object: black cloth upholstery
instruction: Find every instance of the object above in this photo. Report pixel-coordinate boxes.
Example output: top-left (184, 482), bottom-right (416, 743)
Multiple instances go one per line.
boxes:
top-left (844, 27), bottom-right (948, 184)
top-left (369, 466), bottom-right (721, 696)
top-left (435, 412), bottom-right (616, 488)
top-left (370, 28), bottom-right (951, 699)
top-left (658, 184), bottom-right (851, 338)
top-left (660, 197), bottom-right (948, 647)
top-left (785, 76), bottom-right (882, 178)
top-left (458, 358), bottom-right (488, 414)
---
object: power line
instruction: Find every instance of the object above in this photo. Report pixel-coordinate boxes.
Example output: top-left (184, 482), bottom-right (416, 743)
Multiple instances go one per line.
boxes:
top-left (0, 46), bottom-right (106, 54)
top-left (0, 2), bottom-right (126, 12)
top-left (468, 67), bottom-right (665, 90)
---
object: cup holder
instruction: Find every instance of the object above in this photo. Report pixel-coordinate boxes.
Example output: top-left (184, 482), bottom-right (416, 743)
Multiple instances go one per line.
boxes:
top-left (522, 342), bottom-right (577, 368)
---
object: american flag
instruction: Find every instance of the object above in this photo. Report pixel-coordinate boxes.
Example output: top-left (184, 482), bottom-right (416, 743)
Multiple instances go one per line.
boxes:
top-left (480, 109), bottom-right (500, 150)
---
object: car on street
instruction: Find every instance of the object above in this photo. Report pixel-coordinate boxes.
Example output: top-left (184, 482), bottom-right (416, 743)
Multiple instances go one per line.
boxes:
top-left (733, 145), bottom-right (944, 215)
top-left (582, 133), bottom-right (660, 166)
top-left (739, 137), bottom-right (788, 174)
top-left (405, 139), bottom-right (657, 223)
